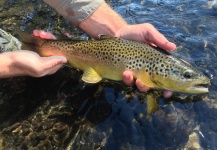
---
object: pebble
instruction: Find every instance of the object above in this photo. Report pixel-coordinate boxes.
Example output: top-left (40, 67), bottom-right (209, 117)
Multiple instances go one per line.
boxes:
top-left (212, 2), bottom-right (217, 10)
top-left (184, 131), bottom-right (201, 149)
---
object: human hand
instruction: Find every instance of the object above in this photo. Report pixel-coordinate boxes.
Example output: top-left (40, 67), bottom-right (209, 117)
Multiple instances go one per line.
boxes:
top-left (115, 23), bottom-right (176, 98)
top-left (11, 50), bottom-right (67, 77)
top-left (20, 29), bottom-right (66, 77)
top-left (33, 30), bottom-right (57, 40)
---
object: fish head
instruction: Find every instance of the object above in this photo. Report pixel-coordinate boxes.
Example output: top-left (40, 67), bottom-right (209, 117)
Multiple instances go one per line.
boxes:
top-left (151, 56), bottom-right (210, 94)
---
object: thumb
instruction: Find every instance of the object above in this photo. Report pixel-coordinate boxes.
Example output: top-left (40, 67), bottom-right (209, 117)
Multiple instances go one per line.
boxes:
top-left (45, 63), bottom-right (66, 75)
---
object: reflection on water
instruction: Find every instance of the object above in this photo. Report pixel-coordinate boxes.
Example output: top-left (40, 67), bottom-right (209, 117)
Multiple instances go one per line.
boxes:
top-left (0, 0), bottom-right (217, 149)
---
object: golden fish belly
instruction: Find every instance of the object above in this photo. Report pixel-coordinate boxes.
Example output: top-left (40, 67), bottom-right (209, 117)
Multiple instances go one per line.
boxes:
top-left (63, 50), bottom-right (126, 81)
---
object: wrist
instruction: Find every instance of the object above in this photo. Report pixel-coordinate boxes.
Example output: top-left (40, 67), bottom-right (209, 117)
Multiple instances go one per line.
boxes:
top-left (6, 51), bottom-right (33, 77)
top-left (11, 51), bottom-right (39, 77)
top-left (0, 52), bottom-right (20, 78)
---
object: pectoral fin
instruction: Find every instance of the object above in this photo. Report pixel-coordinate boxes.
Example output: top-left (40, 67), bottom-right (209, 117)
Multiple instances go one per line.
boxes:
top-left (82, 67), bottom-right (102, 83)
top-left (136, 71), bottom-right (156, 88)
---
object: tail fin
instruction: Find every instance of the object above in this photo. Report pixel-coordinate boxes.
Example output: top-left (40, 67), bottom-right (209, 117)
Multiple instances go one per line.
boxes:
top-left (17, 31), bottom-right (45, 45)
top-left (17, 30), bottom-right (64, 57)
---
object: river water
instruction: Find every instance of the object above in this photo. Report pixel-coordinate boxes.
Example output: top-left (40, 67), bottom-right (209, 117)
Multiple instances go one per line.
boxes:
top-left (0, 0), bottom-right (217, 149)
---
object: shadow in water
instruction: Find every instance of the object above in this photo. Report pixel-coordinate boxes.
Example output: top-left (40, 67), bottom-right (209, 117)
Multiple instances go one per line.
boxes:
top-left (0, 67), bottom-right (121, 149)
top-left (0, 66), bottom-right (210, 150)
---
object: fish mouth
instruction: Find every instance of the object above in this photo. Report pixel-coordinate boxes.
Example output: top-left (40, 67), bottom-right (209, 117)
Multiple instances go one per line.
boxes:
top-left (188, 83), bottom-right (209, 93)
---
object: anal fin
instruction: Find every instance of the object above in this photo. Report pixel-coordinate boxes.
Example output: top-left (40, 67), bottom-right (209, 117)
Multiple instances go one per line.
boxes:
top-left (146, 91), bottom-right (160, 119)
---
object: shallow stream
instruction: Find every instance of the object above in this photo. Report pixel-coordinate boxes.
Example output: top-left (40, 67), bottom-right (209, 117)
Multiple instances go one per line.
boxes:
top-left (0, 0), bottom-right (217, 149)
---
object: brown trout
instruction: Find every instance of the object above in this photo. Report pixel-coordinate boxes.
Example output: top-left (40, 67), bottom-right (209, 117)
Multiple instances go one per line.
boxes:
top-left (18, 31), bottom-right (210, 117)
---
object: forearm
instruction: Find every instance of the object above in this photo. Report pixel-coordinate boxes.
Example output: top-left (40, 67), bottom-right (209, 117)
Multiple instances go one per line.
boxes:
top-left (43, 0), bottom-right (127, 38)
top-left (0, 52), bottom-right (24, 78)
top-left (79, 3), bottom-right (127, 38)
top-left (43, 0), bottom-right (105, 25)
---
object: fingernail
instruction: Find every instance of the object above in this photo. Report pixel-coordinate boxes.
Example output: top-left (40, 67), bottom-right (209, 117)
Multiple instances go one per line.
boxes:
top-left (168, 42), bottom-right (176, 50)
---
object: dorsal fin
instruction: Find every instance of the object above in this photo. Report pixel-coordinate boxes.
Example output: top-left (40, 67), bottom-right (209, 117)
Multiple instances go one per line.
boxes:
top-left (98, 34), bottom-right (116, 40)
top-left (57, 34), bottom-right (71, 40)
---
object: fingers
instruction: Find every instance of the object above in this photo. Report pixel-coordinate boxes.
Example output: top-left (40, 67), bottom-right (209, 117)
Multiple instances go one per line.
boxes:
top-left (122, 70), bottom-right (150, 92)
top-left (33, 30), bottom-right (56, 40)
top-left (135, 79), bottom-right (150, 92)
top-left (163, 90), bottom-right (173, 98)
top-left (136, 80), bottom-right (173, 98)
top-left (122, 70), bottom-right (172, 97)
top-left (44, 56), bottom-right (67, 75)
top-left (33, 56), bottom-right (67, 77)
top-left (122, 70), bottom-right (134, 86)
top-left (42, 63), bottom-right (64, 76)
top-left (144, 23), bottom-right (176, 51)
top-left (42, 56), bottom-right (67, 67)
top-left (46, 63), bottom-right (64, 75)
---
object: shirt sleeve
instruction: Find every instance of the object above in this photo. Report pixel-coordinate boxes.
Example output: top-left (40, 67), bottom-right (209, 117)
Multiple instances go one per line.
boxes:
top-left (43, 0), bottom-right (105, 25)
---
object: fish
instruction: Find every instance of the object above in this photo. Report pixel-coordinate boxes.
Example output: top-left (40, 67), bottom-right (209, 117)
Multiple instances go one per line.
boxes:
top-left (17, 31), bottom-right (210, 117)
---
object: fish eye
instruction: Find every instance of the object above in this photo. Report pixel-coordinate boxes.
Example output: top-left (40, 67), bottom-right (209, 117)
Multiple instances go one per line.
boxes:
top-left (184, 71), bottom-right (192, 79)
